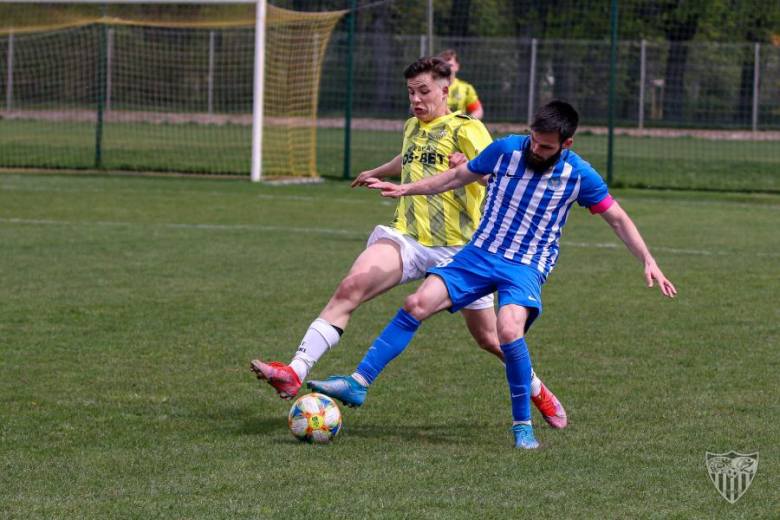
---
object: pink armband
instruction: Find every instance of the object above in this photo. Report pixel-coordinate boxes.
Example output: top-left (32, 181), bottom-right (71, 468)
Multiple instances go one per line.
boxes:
top-left (588, 194), bottom-right (615, 215)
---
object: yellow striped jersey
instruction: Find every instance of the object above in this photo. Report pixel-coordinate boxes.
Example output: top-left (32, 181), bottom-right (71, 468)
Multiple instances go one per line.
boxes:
top-left (447, 78), bottom-right (480, 114)
top-left (391, 112), bottom-right (492, 247)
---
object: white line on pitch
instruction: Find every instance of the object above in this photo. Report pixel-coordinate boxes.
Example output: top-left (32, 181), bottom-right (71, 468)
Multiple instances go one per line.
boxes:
top-left (0, 182), bottom-right (377, 205)
top-left (564, 241), bottom-right (780, 257)
top-left (0, 217), bottom-right (364, 236)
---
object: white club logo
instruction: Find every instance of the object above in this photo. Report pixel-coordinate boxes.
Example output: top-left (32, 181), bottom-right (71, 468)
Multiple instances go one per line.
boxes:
top-left (547, 177), bottom-right (563, 190)
top-left (705, 451), bottom-right (759, 504)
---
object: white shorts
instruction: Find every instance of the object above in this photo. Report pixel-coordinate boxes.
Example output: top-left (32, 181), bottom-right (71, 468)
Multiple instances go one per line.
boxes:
top-left (366, 225), bottom-right (494, 311)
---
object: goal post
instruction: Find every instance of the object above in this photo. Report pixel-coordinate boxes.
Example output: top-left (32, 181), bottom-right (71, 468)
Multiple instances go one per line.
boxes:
top-left (250, 0), bottom-right (265, 182)
top-left (0, 1), bottom-right (346, 180)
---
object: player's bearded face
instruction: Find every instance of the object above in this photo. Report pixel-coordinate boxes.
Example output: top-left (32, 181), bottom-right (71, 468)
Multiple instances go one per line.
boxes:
top-left (526, 132), bottom-right (564, 173)
top-left (408, 73), bottom-right (448, 122)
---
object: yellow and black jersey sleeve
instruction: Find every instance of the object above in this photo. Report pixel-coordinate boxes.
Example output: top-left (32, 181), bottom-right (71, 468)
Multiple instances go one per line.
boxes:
top-left (455, 117), bottom-right (492, 160)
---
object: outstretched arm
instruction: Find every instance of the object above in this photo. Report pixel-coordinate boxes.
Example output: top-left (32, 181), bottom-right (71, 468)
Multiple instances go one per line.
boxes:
top-left (599, 201), bottom-right (677, 298)
top-left (350, 154), bottom-right (403, 188)
top-left (364, 162), bottom-right (479, 198)
top-left (449, 152), bottom-right (490, 186)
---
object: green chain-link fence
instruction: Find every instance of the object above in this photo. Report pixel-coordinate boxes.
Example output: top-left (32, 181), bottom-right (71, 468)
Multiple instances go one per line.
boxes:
top-left (308, 0), bottom-right (779, 191)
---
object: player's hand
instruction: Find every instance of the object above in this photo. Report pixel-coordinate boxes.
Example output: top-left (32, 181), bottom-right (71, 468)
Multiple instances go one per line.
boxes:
top-left (645, 261), bottom-right (677, 298)
top-left (364, 177), bottom-right (406, 198)
top-left (448, 152), bottom-right (467, 168)
top-left (350, 170), bottom-right (377, 188)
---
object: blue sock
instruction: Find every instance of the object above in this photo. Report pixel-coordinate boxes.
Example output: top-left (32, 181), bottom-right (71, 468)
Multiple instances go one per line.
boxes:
top-left (501, 337), bottom-right (532, 423)
top-left (355, 308), bottom-right (421, 386)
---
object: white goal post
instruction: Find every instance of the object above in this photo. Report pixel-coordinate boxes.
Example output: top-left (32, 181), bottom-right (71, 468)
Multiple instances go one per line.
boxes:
top-left (250, 0), bottom-right (265, 182)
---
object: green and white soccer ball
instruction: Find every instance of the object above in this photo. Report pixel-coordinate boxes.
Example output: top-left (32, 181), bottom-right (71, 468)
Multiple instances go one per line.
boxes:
top-left (288, 392), bottom-right (342, 444)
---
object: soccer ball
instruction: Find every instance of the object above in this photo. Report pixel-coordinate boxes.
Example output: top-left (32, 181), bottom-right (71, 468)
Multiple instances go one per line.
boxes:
top-left (288, 392), bottom-right (342, 444)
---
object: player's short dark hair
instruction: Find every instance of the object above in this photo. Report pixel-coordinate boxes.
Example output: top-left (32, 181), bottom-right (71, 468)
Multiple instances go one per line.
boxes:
top-left (403, 57), bottom-right (451, 82)
top-left (436, 49), bottom-right (459, 64)
top-left (530, 99), bottom-right (580, 142)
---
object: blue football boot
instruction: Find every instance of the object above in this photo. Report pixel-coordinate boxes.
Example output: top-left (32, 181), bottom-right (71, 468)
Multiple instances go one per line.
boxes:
top-left (512, 423), bottom-right (540, 450)
top-left (307, 375), bottom-right (366, 408)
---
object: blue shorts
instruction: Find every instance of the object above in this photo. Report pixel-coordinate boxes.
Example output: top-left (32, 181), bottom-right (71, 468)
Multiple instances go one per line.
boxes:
top-left (427, 244), bottom-right (544, 332)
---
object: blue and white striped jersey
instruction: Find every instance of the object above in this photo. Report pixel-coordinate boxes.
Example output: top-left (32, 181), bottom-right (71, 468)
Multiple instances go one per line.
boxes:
top-left (466, 134), bottom-right (609, 279)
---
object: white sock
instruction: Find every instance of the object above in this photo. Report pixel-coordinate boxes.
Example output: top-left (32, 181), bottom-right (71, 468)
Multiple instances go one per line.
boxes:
top-left (289, 319), bottom-right (341, 381)
top-left (513, 420), bottom-right (532, 426)
top-left (530, 368), bottom-right (542, 397)
top-left (503, 363), bottom-right (541, 396)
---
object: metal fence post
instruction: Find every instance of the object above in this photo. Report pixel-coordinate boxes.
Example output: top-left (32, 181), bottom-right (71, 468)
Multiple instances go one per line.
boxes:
top-left (527, 38), bottom-right (537, 126)
top-left (606, 0), bottom-right (618, 186)
top-left (752, 42), bottom-right (760, 132)
top-left (208, 30), bottom-right (215, 114)
top-left (420, 34), bottom-right (426, 57)
top-left (5, 29), bottom-right (13, 112)
top-left (95, 18), bottom-right (108, 169)
top-left (426, 0), bottom-right (433, 55)
top-left (639, 39), bottom-right (646, 129)
top-left (106, 28), bottom-right (113, 111)
top-left (342, 0), bottom-right (355, 179)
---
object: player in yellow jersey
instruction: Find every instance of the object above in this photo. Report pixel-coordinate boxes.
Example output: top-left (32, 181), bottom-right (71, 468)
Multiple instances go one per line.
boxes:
top-left (437, 49), bottom-right (483, 119)
top-left (250, 57), bottom-right (566, 429)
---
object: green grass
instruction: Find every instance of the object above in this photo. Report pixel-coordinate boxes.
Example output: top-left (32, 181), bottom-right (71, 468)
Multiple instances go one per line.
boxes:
top-left (1, 118), bottom-right (778, 191)
top-left (0, 174), bottom-right (778, 518)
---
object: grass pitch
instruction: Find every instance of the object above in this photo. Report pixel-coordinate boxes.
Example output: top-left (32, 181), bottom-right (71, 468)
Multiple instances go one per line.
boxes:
top-left (0, 174), bottom-right (778, 518)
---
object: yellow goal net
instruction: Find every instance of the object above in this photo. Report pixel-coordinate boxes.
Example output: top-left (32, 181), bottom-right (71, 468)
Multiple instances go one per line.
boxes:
top-left (0, 3), bottom-right (346, 179)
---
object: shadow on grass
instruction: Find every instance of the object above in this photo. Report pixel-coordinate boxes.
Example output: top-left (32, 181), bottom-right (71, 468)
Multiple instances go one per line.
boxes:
top-left (231, 407), bottom-right (487, 446)
top-left (236, 414), bottom-right (285, 436)
top-left (340, 421), bottom-right (480, 446)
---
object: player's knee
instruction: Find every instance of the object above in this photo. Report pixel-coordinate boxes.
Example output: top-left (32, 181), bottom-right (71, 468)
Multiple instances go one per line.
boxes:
top-left (496, 324), bottom-right (523, 345)
top-left (402, 293), bottom-right (431, 321)
top-left (332, 274), bottom-right (366, 307)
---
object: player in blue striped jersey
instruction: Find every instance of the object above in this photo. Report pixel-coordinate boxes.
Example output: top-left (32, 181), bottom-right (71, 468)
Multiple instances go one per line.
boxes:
top-left (309, 100), bottom-right (677, 449)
